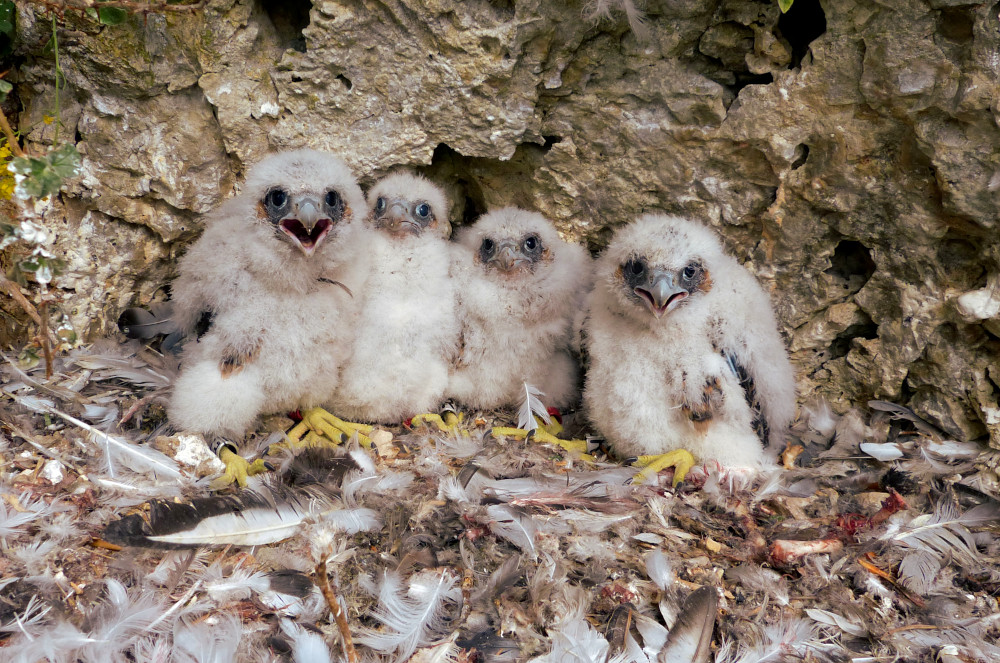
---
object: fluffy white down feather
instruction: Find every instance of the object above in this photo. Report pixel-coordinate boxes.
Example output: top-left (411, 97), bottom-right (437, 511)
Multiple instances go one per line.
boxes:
top-left (331, 172), bottom-right (460, 422)
top-left (167, 149), bottom-right (367, 437)
top-left (583, 214), bottom-right (796, 467)
top-left (449, 207), bottom-right (592, 410)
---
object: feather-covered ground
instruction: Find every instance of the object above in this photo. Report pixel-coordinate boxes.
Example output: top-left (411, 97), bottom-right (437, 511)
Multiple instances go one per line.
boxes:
top-left (1, 342), bottom-right (999, 662)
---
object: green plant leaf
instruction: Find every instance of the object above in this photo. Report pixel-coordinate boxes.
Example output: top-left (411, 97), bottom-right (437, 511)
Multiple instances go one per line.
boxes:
top-left (98, 7), bottom-right (129, 25)
top-left (10, 143), bottom-right (82, 199)
top-left (0, 1), bottom-right (14, 38)
top-left (778, 0), bottom-right (794, 12)
top-left (0, 80), bottom-right (11, 103)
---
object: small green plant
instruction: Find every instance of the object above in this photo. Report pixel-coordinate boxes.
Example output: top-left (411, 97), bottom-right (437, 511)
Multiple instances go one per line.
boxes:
top-left (778, 0), bottom-right (794, 12)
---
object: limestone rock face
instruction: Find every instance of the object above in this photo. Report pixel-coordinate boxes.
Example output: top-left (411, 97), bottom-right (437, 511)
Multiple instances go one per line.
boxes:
top-left (7, 0), bottom-right (1000, 445)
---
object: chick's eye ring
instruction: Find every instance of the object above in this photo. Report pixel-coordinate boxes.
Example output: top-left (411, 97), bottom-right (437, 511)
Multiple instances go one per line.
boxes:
top-left (266, 189), bottom-right (288, 209)
top-left (415, 203), bottom-right (431, 219)
top-left (375, 197), bottom-right (386, 212)
top-left (524, 236), bottom-right (539, 251)
top-left (683, 264), bottom-right (698, 280)
top-left (625, 259), bottom-right (644, 276)
top-left (481, 238), bottom-right (495, 254)
top-left (325, 190), bottom-right (341, 207)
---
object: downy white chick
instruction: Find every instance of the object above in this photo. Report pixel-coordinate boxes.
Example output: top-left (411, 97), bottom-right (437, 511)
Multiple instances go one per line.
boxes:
top-left (583, 214), bottom-right (796, 471)
top-left (168, 149), bottom-right (367, 438)
top-left (330, 172), bottom-right (460, 423)
top-left (449, 207), bottom-right (592, 410)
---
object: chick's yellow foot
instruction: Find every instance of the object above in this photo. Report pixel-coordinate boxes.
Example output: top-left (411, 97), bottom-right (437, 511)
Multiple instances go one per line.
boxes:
top-left (212, 446), bottom-right (270, 489)
top-left (493, 420), bottom-right (593, 460)
top-left (411, 411), bottom-right (464, 434)
top-left (630, 449), bottom-right (697, 487)
top-left (286, 407), bottom-right (374, 449)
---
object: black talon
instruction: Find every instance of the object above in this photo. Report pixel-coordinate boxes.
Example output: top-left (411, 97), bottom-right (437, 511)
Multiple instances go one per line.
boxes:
top-left (624, 456), bottom-right (639, 465)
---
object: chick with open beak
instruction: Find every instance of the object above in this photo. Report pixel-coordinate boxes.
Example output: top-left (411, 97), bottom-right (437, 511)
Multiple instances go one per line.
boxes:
top-left (266, 187), bottom-right (345, 256)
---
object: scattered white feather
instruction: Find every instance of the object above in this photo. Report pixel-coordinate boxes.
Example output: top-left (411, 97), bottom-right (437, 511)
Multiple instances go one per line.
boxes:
top-left (517, 382), bottom-right (551, 432)
top-left (356, 569), bottom-right (461, 663)
top-left (726, 565), bottom-right (789, 606)
top-left (486, 504), bottom-right (539, 558)
top-left (529, 614), bottom-right (610, 662)
top-left (860, 442), bottom-right (905, 461)
top-left (172, 612), bottom-right (243, 663)
top-left (315, 506), bottom-right (382, 534)
top-left (0, 490), bottom-right (67, 542)
top-left (723, 619), bottom-right (824, 663)
top-left (280, 618), bottom-right (333, 663)
top-left (881, 500), bottom-right (1000, 568)
top-left (644, 550), bottom-right (674, 591)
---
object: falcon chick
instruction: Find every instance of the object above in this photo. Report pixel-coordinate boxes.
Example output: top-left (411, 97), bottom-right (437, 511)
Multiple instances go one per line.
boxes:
top-left (167, 149), bottom-right (367, 439)
top-left (449, 207), bottom-right (592, 411)
top-left (583, 214), bottom-right (796, 473)
top-left (330, 172), bottom-right (460, 423)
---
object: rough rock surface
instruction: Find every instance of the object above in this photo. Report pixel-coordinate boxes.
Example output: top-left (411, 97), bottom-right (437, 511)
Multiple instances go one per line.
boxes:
top-left (6, 0), bottom-right (1000, 445)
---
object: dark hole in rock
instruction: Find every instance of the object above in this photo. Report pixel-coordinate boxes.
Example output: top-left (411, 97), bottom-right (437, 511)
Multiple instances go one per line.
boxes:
top-left (731, 71), bottom-right (774, 97)
top-left (421, 143), bottom-right (489, 228)
top-left (826, 239), bottom-right (876, 283)
top-left (487, 0), bottom-right (516, 20)
top-left (791, 143), bottom-right (809, 170)
top-left (937, 8), bottom-right (975, 42)
top-left (937, 237), bottom-right (986, 288)
top-left (335, 74), bottom-right (353, 91)
top-left (777, 0), bottom-right (827, 69)
top-left (828, 313), bottom-right (878, 360)
top-left (262, 0), bottom-right (312, 53)
top-left (542, 135), bottom-right (562, 152)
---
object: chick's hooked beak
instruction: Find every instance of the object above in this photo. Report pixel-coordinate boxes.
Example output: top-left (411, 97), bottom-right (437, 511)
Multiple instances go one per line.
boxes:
top-left (489, 240), bottom-right (528, 273)
top-left (635, 270), bottom-right (688, 318)
top-left (279, 195), bottom-right (333, 257)
top-left (378, 199), bottom-right (422, 236)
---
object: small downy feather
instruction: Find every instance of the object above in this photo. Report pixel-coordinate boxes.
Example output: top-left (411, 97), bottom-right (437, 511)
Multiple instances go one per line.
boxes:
top-left (356, 569), bottom-right (462, 663)
top-left (533, 615), bottom-right (610, 663)
top-left (882, 500), bottom-right (1000, 568)
top-left (16, 398), bottom-right (182, 480)
top-left (172, 612), bottom-right (242, 663)
top-left (725, 565), bottom-right (789, 606)
top-left (279, 618), bottom-right (333, 663)
top-left (644, 550), bottom-right (674, 592)
top-left (70, 345), bottom-right (175, 389)
top-left (118, 303), bottom-right (185, 352)
top-left (658, 587), bottom-right (717, 663)
top-left (518, 382), bottom-right (551, 432)
top-left (485, 504), bottom-right (538, 558)
top-left (0, 491), bottom-right (68, 542)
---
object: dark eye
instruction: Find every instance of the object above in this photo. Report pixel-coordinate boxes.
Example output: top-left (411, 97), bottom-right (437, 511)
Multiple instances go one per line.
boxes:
top-left (523, 235), bottom-right (540, 252)
top-left (481, 238), bottom-right (495, 255)
top-left (375, 197), bottom-right (386, 212)
top-left (265, 188), bottom-right (288, 210)
top-left (624, 259), bottom-right (645, 276)
top-left (683, 264), bottom-right (699, 280)
top-left (325, 190), bottom-right (341, 208)
top-left (415, 203), bottom-right (431, 219)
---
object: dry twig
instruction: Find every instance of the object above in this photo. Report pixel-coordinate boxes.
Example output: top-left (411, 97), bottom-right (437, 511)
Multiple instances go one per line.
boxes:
top-left (315, 558), bottom-right (359, 663)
